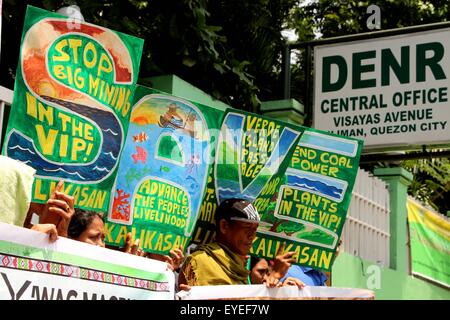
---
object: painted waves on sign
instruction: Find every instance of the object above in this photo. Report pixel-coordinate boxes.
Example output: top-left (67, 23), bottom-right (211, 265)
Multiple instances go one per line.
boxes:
top-left (285, 168), bottom-right (348, 202)
top-left (7, 117), bottom-right (118, 183)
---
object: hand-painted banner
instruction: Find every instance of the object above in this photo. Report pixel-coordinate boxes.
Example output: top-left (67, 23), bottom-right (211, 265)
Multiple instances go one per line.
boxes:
top-left (177, 284), bottom-right (374, 300)
top-left (0, 222), bottom-right (175, 300)
top-left (104, 85), bottom-right (224, 253)
top-left (192, 111), bottom-right (362, 271)
top-left (407, 198), bottom-right (450, 288)
top-left (254, 129), bottom-right (362, 271)
top-left (192, 111), bottom-right (302, 245)
top-left (2, 6), bottom-right (144, 211)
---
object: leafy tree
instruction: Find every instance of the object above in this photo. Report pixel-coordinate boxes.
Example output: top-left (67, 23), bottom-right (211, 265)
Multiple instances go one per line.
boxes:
top-left (1, 0), bottom-right (300, 111)
top-left (290, 0), bottom-right (450, 39)
top-left (402, 156), bottom-right (450, 213)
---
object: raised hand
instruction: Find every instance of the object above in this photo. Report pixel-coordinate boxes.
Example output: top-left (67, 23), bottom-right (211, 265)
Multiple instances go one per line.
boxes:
top-left (123, 232), bottom-right (145, 256)
top-left (53, 190), bottom-right (75, 237)
top-left (265, 243), bottom-right (296, 288)
top-left (165, 246), bottom-right (185, 271)
top-left (40, 181), bottom-right (74, 238)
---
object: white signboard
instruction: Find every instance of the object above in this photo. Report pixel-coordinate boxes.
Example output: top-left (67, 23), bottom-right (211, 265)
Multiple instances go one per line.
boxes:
top-left (314, 27), bottom-right (450, 149)
top-left (0, 222), bottom-right (175, 300)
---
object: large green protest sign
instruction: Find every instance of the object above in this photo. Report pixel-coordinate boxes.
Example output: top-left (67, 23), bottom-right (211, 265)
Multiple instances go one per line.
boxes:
top-left (193, 110), bottom-right (301, 244)
top-left (193, 111), bottom-right (362, 271)
top-left (255, 130), bottom-right (361, 271)
top-left (2, 6), bottom-right (144, 212)
top-left (407, 198), bottom-right (450, 288)
top-left (104, 85), bottom-right (224, 252)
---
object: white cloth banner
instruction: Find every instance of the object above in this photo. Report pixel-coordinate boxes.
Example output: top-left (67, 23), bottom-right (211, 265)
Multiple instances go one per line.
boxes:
top-left (0, 222), bottom-right (175, 300)
top-left (177, 284), bottom-right (375, 300)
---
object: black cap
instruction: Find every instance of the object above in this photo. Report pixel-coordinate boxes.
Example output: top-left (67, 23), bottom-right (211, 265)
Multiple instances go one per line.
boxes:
top-left (215, 198), bottom-right (260, 224)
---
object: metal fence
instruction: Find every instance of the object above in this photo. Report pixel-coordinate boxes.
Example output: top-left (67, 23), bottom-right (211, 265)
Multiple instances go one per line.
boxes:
top-left (341, 168), bottom-right (390, 267)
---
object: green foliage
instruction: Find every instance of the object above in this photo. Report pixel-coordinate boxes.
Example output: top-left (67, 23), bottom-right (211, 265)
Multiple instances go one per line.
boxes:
top-left (0, 0), bottom-right (300, 112)
top-left (402, 156), bottom-right (450, 213)
top-left (291, 0), bottom-right (450, 39)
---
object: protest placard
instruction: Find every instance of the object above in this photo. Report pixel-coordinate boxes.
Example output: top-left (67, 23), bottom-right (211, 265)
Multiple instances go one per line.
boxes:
top-left (2, 6), bottom-right (144, 212)
top-left (105, 86), bottom-right (224, 253)
top-left (192, 111), bottom-right (362, 270)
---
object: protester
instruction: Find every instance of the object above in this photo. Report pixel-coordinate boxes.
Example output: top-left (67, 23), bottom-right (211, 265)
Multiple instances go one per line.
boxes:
top-left (64, 208), bottom-right (186, 277)
top-left (249, 256), bottom-right (270, 284)
top-left (179, 198), bottom-right (265, 287)
top-left (249, 244), bottom-right (305, 289)
top-left (68, 209), bottom-right (106, 247)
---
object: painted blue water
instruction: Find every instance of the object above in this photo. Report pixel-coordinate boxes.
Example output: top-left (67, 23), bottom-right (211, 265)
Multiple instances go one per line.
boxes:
top-left (6, 96), bottom-right (122, 183)
top-left (286, 171), bottom-right (345, 202)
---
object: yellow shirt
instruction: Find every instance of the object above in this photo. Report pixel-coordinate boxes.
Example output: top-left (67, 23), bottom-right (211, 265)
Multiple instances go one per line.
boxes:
top-left (0, 156), bottom-right (36, 226)
top-left (181, 242), bottom-right (249, 286)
